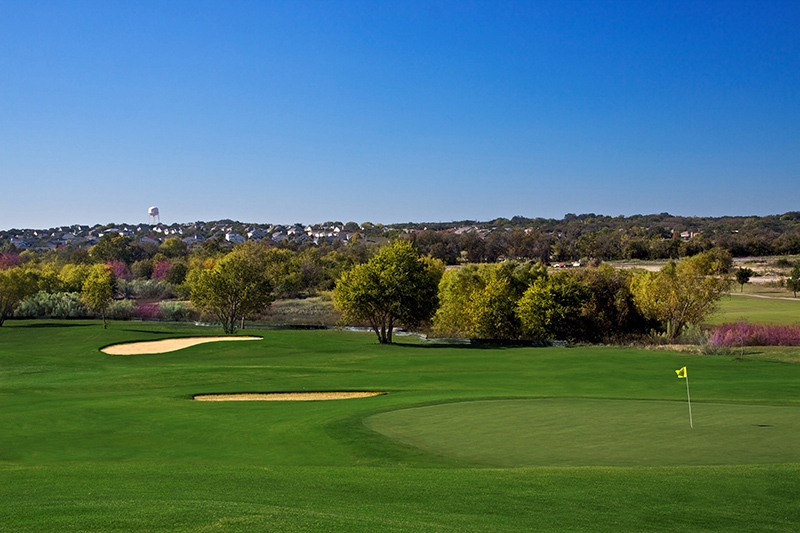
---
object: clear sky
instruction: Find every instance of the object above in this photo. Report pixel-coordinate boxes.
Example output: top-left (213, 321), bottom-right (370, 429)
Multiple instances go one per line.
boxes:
top-left (1, 1), bottom-right (798, 230)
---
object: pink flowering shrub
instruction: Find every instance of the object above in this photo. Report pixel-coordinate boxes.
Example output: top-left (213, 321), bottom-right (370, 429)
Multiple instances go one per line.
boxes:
top-left (152, 260), bottom-right (171, 281)
top-left (134, 303), bottom-right (163, 320)
top-left (0, 252), bottom-right (21, 270)
top-left (106, 260), bottom-right (132, 281)
top-left (709, 322), bottom-right (800, 347)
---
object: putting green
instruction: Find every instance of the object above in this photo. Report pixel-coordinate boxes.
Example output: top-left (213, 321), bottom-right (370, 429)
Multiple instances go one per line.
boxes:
top-left (364, 398), bottom-right (800, 467)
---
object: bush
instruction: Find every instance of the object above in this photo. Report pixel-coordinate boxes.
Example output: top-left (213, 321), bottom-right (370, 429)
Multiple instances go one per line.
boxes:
top-left (676, 324), bottom-right (709, 345)
top-left (134, 303), bottom-right (162, 320)
top-left (116, 279), bottom-right (175, 300)
top-left (105, 299), bottom-right (137, 320)
top-left (16, 291), bottom-right (89, 318)
top-left (710, 322), bottom-right (800, 347)
top-left (159, 301), bottom-right (196, 321)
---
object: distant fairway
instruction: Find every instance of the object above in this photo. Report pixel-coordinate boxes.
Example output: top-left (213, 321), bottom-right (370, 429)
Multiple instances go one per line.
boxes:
top-left (365, 398), bottom-right (800, 467)
top-left (711, 293), bottom-right (800, 325)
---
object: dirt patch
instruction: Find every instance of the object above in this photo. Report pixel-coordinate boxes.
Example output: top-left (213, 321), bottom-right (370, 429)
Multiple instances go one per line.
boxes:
top-left (101, 336), bottom-right (262, 355)
top-left (193, 392), bottom-right (386, 401)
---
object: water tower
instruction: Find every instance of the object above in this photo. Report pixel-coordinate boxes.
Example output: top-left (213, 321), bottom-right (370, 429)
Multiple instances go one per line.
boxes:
top-left (148, 206), bottom-right (160, 224)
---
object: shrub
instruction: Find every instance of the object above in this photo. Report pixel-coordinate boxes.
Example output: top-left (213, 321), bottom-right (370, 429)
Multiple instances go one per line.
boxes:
top-left (106, 260), bottom-right (132, 281)
top-left (152, 260), bottom-right (171, 281)
top-left (131, 259), bottom-right (154, 280)
top-left (105, 299), bottom-right (136, 320)
top-left (16, 291), bottom-right (89, 318)
top-left (134, 303), bottom-right (162, 320)
top-left (710, 322), bottom-right (800, 347)
top-left (0, 252), bottom-right (21, 270)
top-left (125, 279), bottom-right (174, 300)
top-left (676, 324), bottom-right (709, 345)
top-left (159, 301), bottom-right (196, 321)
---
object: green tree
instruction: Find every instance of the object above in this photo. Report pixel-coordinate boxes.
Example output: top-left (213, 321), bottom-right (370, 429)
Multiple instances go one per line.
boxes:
top-left (787, 265), bottom-right (800, 298)
top-left (631, 249), bottom-right (731, 339)
top-left (90, 233), bottom-right (134, 263)
top-left (517, 273), bottom-right (589, 341)
top-left (432, 264), bottom-right (484, 337)
top-left (189, 243), bottom-right (274, 333)
top-left (735, 267), bottom-right (755, 292)
top-left (263, 248), bottom-right (304, 298)
top-left (433, 262), bottom-right (547, 339)
top-left (58, 263), bottom-right (93, 292)
top-left (569, 264), bottom-right (653, 342)
top-left (333, 240), bottom-right (444, 344)
top-left (0, 267), bottom-right (39, 326)
top-left (80, 264), bottom-right (115, 328)
top-left (159, 237), bottom-right (188, 258)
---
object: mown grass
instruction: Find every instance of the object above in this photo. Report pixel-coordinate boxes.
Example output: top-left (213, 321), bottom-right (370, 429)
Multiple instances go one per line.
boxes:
top-left (2, 320), bottom-right (800, 531)
top-left (711, 293), bottom-right (800, 325)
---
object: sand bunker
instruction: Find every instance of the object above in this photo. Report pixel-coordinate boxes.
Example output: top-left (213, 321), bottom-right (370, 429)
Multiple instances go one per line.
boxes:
top-left (101, 336), bottom-right (262, 355)
top-left (193, 392), bottom-right (386, 401)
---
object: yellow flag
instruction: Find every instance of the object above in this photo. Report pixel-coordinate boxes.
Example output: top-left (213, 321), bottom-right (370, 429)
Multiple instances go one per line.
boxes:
top-left (676, 367), bottom-right (687, 378)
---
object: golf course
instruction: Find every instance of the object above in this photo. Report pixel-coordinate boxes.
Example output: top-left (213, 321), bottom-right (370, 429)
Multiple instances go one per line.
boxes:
top-left (1, 316), bottom-right (800, 531)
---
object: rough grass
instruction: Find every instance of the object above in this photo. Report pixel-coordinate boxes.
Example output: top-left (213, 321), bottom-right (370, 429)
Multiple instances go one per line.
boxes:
top-left (263, 295), bottom-right (341, 325)
top-left (2, 321), bottom-right (800, 531)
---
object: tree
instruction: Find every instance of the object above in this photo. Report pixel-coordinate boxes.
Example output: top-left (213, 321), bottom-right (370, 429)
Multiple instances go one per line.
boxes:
top-left (189, 243), bottom-right (274, 333)
top-left (90, 233), bottom-right (134, 263)
top-left (433, 262), bottom-right (547, 339)
top-left (787, 265), bottom-right (800, 298)
top-left (735, 267), bottom-right (755, 292)
top-left (80, 264), bottom-right (115, 328)
top-left (568, 264), bottom-right (653, 342)
top-left (333, 240), bottom-right (444, 344)
top-left (0, 267), bottom-right (39, 326)
top-left (516, 273), bottom-right (589, 341)
top-left (159, 237), bottom-right (188, 258)
top-left (631, 249), bottom-right (732, 339)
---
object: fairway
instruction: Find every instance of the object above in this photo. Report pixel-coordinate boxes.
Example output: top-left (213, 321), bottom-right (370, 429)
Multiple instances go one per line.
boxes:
top-left (2, 321), bottom-right (800, 532)
top-left (710, 293), bottom-right (800, 325)
top-left (365, 398), bottom-right (800, 467)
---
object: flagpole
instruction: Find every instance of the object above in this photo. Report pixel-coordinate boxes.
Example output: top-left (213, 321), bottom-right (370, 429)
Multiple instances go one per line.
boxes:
top-left (685, 374), bottom-right (693, 429)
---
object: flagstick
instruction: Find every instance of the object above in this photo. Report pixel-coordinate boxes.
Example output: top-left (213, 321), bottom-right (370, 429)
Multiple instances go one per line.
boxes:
top-left (685, 374), bottom-right (693, 429)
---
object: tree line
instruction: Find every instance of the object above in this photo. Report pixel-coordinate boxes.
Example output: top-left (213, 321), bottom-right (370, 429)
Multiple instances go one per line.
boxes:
top-left (333, 241), bottom-right (734, 344)
top-left (0, 233), bottom-right (371, 329)
top-left (406, 211), bottom-right (800, 264)
top-left (1, 232), bottom-right (797, 345)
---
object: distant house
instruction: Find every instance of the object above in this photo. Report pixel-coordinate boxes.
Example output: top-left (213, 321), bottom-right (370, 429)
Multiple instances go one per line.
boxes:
top-left (247, 228), bottom-right (267, 240)
top-left (182, 234), bottom-right (206, 246)
top-left (140, 236), bottom-right (161, 245)
top-left (225, 233), bottom-right (246, 245)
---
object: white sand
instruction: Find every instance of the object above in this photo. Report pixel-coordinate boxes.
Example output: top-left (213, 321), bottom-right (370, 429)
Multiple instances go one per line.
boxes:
top-left (101, 336), bottom-right (262, 355)
top-left (193, 392), bottom-right (386, 401)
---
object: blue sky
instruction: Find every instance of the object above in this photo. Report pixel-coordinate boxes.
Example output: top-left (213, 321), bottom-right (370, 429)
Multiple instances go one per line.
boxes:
top-left (1, 1), bottom-right (798, 229)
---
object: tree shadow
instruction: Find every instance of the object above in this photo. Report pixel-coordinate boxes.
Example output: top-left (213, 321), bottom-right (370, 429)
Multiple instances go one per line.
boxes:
top-left (391, 342), bottom-right (520, 350)
top-left (14, 322), bottom-right (93, 328)
top-left (119, 328), bottom-right (188, 336)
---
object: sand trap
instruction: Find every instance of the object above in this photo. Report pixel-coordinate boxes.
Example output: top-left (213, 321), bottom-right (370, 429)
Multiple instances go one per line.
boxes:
top-left (101, 336), bottom-right (262, 355)
top-left (193, 392), bottom-right (386, 401)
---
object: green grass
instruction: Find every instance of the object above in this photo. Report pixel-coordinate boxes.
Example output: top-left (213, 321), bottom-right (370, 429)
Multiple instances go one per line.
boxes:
top-left (710, 293), bottom-right (800, 325)
top-left (365, 399), bottom-right (800, 467)
top-left (2, 320), bottom-right (800, 531)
